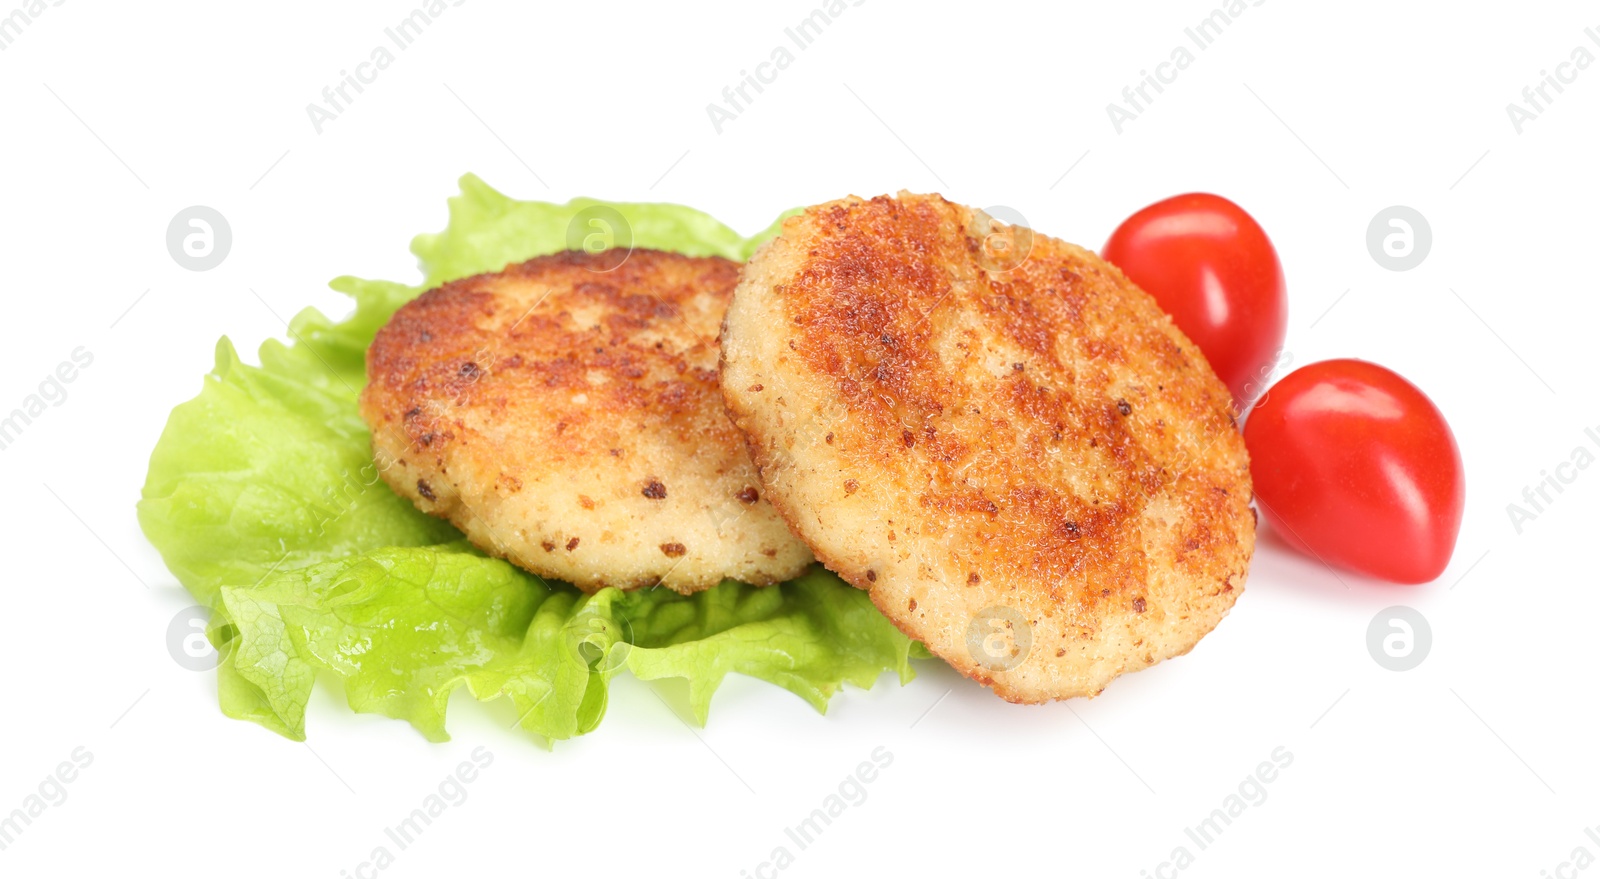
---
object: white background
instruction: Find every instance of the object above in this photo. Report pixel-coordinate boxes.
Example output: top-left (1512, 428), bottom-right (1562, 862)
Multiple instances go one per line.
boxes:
top-left (1, 1), bottom-right (1596, 876)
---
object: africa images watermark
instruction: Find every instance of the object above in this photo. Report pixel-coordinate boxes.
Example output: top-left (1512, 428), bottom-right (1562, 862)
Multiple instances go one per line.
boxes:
top-left (0, 0), bottom-right (66, 52)
top-left (1106, 0), bottom-right (1267, 134)
top-left (1140, 746), bottom-right (1295, 878)
top-left (1538, 823), bottom-right (1600, 879)
top-left (306, 0), bottom-right (468, 134)
top-left (739, 745), bottom-right (894, 878)
top-left (316, 454), bottom-right (401, 539)
top-left (0, 746), bottom-right (93, 853)
top-left (1505, 25), bottom-right (1600, 134)
top-left (706, 0), bottom-right (868, 134)
top-left (0, 347), bottom-right (94, 453)
top-left (339, 746), bottom-right (494, 879)
top-left (1505, 421), bottom-right (1600, 535)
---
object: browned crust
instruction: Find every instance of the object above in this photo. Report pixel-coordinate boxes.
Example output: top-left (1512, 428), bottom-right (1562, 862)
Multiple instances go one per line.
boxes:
top-left (720, 194), bottom-right (1254, 701)
top-left (361, 249), bottom-right (812, 594)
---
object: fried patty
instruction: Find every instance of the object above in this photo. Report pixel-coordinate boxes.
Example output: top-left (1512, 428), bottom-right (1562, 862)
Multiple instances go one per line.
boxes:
top-left (720, 194), bottom-right (1254, 702)
top-left (361, 249), bottom-right (812, 594)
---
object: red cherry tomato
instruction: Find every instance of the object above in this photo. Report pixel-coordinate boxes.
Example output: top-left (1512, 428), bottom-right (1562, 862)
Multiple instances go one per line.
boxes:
top-left (1103, 193), bottom-right (1288, 406)
top-left (1243, 359), bottom-right (1464, 584)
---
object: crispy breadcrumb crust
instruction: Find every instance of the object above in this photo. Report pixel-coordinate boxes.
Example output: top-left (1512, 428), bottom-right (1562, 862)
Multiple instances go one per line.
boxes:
top-left (362, 249), bottom-right (812, 594)
top-left (721, 194), bottom-right (1253, 701)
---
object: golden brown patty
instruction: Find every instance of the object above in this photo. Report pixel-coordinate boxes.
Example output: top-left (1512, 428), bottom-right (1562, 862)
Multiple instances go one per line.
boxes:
top-left (361, 249), bottom-right (812, 594)
top-left (720, 194), bottom-right (1254, 701)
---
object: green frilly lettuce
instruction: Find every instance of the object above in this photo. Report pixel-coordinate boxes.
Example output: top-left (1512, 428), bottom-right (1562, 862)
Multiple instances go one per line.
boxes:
top-left (138, 174), bottom-right (918, 743)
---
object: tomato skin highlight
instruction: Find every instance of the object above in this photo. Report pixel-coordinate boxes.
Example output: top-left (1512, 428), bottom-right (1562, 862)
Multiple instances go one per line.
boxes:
top-left (1243, 359), bottom-right (1465, 584)
top-left (1102, 193), bottom-right (1288, 407)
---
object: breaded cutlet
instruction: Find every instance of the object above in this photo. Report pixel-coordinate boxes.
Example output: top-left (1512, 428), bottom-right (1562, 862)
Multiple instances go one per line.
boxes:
top-left (720, 193), bottom-right (1254, 701)
top-left (362, 248), bottom-right (813, 594)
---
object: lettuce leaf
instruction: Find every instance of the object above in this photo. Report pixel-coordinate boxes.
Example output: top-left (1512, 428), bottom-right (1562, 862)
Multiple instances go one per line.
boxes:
top-left (138, 175), bottom-right (918, 742)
